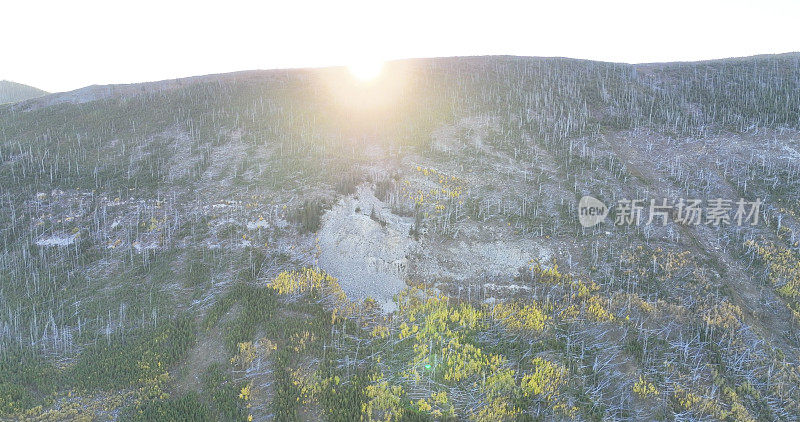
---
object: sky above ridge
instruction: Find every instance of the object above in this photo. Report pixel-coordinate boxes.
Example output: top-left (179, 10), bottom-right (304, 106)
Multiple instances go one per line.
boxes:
top-left (2, 0), bottom-right (799, 92)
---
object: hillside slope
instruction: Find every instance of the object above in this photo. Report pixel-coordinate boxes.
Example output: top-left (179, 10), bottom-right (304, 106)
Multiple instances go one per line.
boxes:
top-left (1, 54), bottom-right (800, 420)
top-left (0, 80), bottom-right (47, 104)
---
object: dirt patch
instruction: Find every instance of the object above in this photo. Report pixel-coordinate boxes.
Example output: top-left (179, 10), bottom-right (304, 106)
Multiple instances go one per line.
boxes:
top-left (173, 325), bottom-right (229, 394)
top-left (317, 185), bottom-right (414, 312)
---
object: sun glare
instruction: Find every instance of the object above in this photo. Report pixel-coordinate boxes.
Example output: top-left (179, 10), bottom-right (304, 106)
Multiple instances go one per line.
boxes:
top-left (348, 60), bottom-right (384, 81)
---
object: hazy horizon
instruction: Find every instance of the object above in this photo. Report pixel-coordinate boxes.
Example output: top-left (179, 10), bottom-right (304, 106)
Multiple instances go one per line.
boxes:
top-left (5, 50), bottom-right (800, 95)
top-left (4, 0), bottom-right (800, 93)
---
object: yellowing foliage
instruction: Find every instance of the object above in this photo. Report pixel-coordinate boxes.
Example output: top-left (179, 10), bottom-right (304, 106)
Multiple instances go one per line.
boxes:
top-left (491, 302), bottom-right (549, 331)
top-left (586, 296), bottom-right (615, 322)
top-left (394, 288), bottom-right (504, 384)
top-left (362, 380), bottom-right (405, 422)
top-left (371, 325), bottom-right (390, 339)
top-left (746, 239), bottom-right (800, 320)
top-left (230, 338), bottom-right (276, 368)
top-left (239, 383), bottom-right (252, 401)
top-left (268, 267), bottom-right (361, 318)
top-left (416, 398), bottom-right (432, 412)
top-left (520, 357), bottom-right (567, 402)
top-left (530, 260), bottom-right (617, 322)
top-left (620, 247), bottom-right (692, 281)
top-left (402, 166), bottom-right (465, 223)
top-left (703, 301), bottom-right (743, 332)
top-left (672, 384), bottom-right (755, 422)
top-left (470, 398), bottom-right (519, 422)
top-left (531, 261), bottom-right (566, 284)
top-left (443, 340), bottom-right (505, 382)
top-left (268, 267), bottom-right (342, 296)
top-left (633, 375), bottom-right (659, 399)
top-left (291, 330), bottom-right (315, 353)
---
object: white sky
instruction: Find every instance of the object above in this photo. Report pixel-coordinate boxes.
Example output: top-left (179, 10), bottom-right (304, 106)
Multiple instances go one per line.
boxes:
top-left (2, 0), bottom-right (799, 93)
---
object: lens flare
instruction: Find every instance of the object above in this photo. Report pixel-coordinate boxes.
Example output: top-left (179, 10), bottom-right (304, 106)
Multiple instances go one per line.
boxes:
top-left (348, 60), bottom-right (384, 81)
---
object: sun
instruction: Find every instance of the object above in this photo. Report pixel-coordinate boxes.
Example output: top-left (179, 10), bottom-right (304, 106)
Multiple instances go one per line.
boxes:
top-left (348, 60), bottom-right (384, 81)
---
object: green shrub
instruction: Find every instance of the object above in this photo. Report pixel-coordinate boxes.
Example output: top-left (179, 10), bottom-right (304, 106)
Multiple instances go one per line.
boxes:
top-left (124, 392), bottom-right (213, 422)
top-left (71, 317), bottom-right (195, 390)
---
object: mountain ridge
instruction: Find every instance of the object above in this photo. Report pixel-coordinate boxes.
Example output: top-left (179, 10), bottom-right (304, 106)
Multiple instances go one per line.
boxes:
top-left (0, 80), bottom-right (47, 104)
top-left (10, 52), bottom-right (800, 112)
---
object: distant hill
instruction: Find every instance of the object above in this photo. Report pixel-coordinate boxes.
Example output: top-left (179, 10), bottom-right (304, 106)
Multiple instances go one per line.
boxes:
top-left (0, 80), bottom-right (47, 104)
